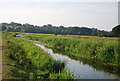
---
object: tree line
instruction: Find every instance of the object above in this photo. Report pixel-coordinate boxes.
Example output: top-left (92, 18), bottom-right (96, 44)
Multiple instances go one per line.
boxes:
top-left (1, 22), bottom-right (119, 37)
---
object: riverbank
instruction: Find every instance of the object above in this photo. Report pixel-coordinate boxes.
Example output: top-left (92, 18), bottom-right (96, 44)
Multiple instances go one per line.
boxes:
top-left (2, 39), bottom-right (16, 79)
top-left (34, 41), bottom-right (119, 79)
top-left (23, 33), bottom-right (120, 76)
top-left (0, 36), bottom-right (2, 79)
top-left (2, 32), bottom-right (74, 79)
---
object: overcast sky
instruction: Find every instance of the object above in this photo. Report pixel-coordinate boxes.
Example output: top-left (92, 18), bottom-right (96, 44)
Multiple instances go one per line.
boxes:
top-left (0, 0), bottom-right (119, 31)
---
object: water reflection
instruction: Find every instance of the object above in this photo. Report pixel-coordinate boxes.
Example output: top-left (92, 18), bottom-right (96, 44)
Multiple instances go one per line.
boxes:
top-left (35, 43), bottom-right (119, 79)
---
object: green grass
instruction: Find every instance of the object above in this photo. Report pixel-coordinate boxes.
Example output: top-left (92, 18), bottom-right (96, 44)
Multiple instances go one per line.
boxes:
top-left (0, 32), bottom-right (2, 79)
top-left (2, 32), bottom-right (74, 79)
top-left (23, 33), bottom-right (120, 75)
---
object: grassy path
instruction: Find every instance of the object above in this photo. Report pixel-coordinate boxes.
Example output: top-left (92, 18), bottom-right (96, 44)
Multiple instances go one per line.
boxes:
top-left (0, 38), bottom-right (2, 79)
top-left (2, 39), bottom-right (15, 79)
top-left (0, 53), bottom-right (1, 80)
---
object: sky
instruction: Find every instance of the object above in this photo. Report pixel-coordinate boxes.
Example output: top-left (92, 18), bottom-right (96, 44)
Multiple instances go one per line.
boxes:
top-left (0, 0), bottom-right (119, 31)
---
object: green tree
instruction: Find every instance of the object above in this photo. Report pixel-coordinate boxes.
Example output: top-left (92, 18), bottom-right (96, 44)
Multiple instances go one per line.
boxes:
top-left (2, 25), bottom-right (7, 31)
top-left (112, 25), bottom-right (120, 37)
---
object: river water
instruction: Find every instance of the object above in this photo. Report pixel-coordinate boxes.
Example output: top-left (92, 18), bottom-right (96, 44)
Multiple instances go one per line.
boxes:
top-left (34, 42), bottom-right (119, 79)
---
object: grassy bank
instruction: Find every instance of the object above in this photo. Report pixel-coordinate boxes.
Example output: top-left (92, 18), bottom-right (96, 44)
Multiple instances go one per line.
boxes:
top-left (0, 32), bottom-right (2, 79)
top-left (2, 32), bottom-right (74, 79)
top-left (23, 33), bottom-right (120, 75)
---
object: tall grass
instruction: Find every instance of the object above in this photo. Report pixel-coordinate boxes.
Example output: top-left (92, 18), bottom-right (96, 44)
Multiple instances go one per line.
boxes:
top-left (23, 33), bottom-right (120, 74)
top-left (2, 32), bottom-right (74, 79)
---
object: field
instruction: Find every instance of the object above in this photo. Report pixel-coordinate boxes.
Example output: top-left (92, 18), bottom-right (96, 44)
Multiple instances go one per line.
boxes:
top-left (2, 32), bottom-right (74, 79)
top-left (2, 32), bottom-right (120, 79)
top-left (23, 33), bottom-right (120, 75)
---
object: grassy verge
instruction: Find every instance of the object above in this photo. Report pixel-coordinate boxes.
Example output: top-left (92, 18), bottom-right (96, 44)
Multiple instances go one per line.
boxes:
top-left (2, 39), bottom-right (16, 79)
top-left (2, 32), bottom-right (74, 79)
top-left (23, 33), bottom-right (120, 75)
top-left (0, 32), bottom-right (2, 79)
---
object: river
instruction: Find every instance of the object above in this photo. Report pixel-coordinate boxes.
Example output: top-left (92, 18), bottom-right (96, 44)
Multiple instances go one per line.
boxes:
top-left (34, 41), bottom-right (119, 79)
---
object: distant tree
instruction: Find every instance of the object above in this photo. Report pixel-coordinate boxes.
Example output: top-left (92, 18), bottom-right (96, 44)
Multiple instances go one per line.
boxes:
top-left (1, 22), bottom-right (111, 36)
top-left (6, 27), bottom-right (14, 32)
top-left (112, 25), bottom-right (120, 37)
top-left (47, 24), bottom-right (52, 27)
top-left (10, 22), bottom-right (22, 27)
top-left (14, 27), bottom-right (21, 32)
top-left (2, 25), bottom-right (7, 31)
